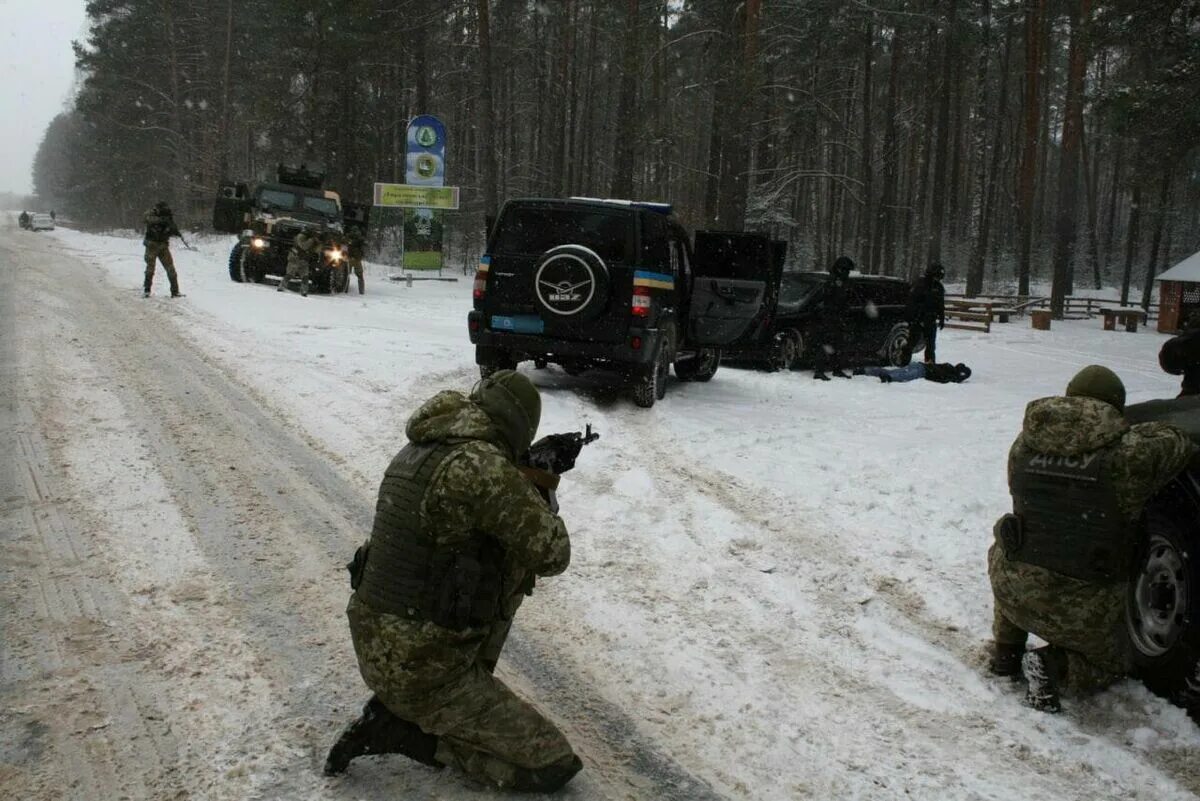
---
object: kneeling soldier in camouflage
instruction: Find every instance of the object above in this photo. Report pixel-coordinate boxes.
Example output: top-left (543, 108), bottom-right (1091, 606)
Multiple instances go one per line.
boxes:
top-left (325, 370), bottom-right (582, 792)
top-left (279, 229), bottom-right (320, 296)
top-left (989, 365), bottom-right (1195, 712)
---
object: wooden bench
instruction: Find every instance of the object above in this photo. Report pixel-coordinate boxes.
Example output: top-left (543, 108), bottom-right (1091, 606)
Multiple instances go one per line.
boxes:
top-left (944, 299), bottom-right (993, 333)
top-left (1099, 306), bottom-right (1147, 333)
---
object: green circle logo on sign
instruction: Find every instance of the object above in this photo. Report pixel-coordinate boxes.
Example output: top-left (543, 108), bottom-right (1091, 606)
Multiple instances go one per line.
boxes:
top-left (415, 154), bottom-right (438, 179)
top-left (415, 126), bottom-right (438, 147)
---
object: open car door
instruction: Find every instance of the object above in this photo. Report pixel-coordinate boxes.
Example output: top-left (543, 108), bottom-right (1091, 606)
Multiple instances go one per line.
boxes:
top-left (343, 200), bottom-right (371, 234)
top-left (688, 230), bottom-right (783, 347)
top-left (213, 181), bottom-right (249, 233)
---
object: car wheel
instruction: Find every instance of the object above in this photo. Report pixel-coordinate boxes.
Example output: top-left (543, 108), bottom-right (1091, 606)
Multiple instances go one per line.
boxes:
top-left (632, 341), bottom-right (668, 408)
top-left (532, 244), bottom-right (610, 321)
top-left (1127, 496), bottom-right (1200, 709)
top-left (885, 325), bottom-right (914, 367)
top-left (768, 330), bottom-right (801, 372)
top-left (675, 348), bottom-right (720, 382)
top-left (228, 245), bottom-right (244, 283)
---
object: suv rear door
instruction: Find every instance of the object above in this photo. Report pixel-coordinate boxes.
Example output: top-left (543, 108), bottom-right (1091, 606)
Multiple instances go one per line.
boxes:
top-left (687, 231), bottom-right (778, 347)
top-left (481, 201), bottom-right (634, 345)
top-left (213, 182), bottom-right (250, 233)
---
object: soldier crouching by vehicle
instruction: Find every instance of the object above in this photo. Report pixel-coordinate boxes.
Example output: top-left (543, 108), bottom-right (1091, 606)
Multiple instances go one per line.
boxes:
top-left (325, 370), bottom-right (583, 792)
top-left (143, 200), bottom-right (182, 298)
top-left (279, 229), bottom-right (320, 296)
top-left (988, 365), bottom-right (1195, 712)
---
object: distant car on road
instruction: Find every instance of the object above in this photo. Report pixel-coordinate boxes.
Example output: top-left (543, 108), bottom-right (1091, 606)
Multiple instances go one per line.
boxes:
top-left (28, 213), bottom-right (55, 231)
top-left (727, 271), bottom-right (924, 371)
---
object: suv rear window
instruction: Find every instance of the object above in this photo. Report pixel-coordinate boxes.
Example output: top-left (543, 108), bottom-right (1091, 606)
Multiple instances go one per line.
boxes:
top-left (778, 273), bottom-right (823, 309)
top-left (492, 206), bottom-right (633, 263)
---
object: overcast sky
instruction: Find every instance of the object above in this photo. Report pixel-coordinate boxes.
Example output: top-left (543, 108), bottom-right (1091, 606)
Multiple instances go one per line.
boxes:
top-left (1, 0), bottom-right (88, 195)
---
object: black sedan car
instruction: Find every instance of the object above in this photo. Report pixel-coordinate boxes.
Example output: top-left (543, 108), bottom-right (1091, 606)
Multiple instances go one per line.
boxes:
top-left (729, 271), bottom-right (923, 371)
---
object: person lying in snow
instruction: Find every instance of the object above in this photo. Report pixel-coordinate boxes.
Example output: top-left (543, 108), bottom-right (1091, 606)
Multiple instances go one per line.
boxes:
top-left (853, 362), bottom-right (972, 384)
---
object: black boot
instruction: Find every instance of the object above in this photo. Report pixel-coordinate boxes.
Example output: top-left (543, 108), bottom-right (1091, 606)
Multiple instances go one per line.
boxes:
top-left (989, 642), bottom-right (1025, 677)
top-left (323, 696), bottom-right (442, 776)
top-left (1022, 648), bottom-right (1064, 713)
top-left (813, 371), bottom-right (830, 381)
top-left (510, 754), bottom-right (584, 793)
top-left (833, 369), bottom-right (852, 379)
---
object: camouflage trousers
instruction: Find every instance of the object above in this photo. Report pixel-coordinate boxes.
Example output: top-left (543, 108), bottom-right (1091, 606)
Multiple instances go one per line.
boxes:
top-left (143, 241), bottom-right (179, 294)
top-left (988, 542), bottom-right (1130, 694)
top-left (349, 256), bottom-right (364, 294)
top-left (284, 251), bottom-right (313, 293)
top-left (345, 594), bottom-right (577, 789)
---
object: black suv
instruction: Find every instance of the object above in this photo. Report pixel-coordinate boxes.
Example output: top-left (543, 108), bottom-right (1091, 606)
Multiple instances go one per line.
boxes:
top-left (726, 271), bottom-right (924, 371)
top-left (467, 198), bottom-right (774, 407)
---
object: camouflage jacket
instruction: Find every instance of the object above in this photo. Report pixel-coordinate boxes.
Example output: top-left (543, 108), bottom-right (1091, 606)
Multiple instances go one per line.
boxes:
top-left (991, 396), bottom-right (1194, 643)
top-left (402, 390), bottom-right (571, 580)
top-left (291, 231), bottom-right (321, 257)
top-left (1006, 396), bottom-right (1194, 521)
top-left (143, 209), bottom-right (179, 243)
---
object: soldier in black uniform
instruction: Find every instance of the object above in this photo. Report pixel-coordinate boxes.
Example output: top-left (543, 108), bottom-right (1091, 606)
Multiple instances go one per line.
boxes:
top-left (813, 256), bottom-right (854, 380)
top-left (1159, 313), bottom-right (1200, 397)
top-left (908, 263), bottom-right (946, 363)
top-left (346, 226), bottom-right (366, 295)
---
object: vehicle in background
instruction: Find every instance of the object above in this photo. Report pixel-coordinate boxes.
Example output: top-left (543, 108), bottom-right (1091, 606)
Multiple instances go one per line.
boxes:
top-left (468, 197), bottom-right (774, 408)
top-left (1120, 396), bottom-right (1200, 716)
top-left (28, 213), bottom-right (56, 231)
top-left (727, 271), bottom-right (923, 371)
top-left (212, 164), bottom-right (370, 293)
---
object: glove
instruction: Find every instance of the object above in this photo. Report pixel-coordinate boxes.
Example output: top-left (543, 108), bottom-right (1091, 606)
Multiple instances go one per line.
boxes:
top-left (939, 321), bottom-right (945, 330)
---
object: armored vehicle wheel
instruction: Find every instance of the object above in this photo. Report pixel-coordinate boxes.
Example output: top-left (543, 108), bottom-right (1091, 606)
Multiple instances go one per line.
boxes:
top-left (228, 245), bottom-right (245, 283)
top-left (331, 268), bottom-right (349, 294)
top-left (632, 341), bottom-right (669, 408)
top-left (1127, 495), bottom-right (1200, 710)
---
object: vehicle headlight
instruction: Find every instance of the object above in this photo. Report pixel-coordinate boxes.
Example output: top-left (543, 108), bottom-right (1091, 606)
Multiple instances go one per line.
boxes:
top-left (327, 248), bottom-right (344, 263)
top-left (251, 237), bottom-right (268, 249)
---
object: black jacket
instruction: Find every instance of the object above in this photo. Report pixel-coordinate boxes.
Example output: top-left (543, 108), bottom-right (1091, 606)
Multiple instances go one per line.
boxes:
top-left (1160, 328), bottom-right (1200, 396)
top-left (908, 277), bottom-right (945, 326)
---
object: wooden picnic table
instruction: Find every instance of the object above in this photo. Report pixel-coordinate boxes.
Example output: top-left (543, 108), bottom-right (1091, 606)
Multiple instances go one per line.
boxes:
top-left (1099, 306), bottom-right (1147, 333)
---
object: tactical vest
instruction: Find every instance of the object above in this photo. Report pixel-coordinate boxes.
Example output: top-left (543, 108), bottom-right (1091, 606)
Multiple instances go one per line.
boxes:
top-left (352, 441), bottom-right (504, 629)
top-left (1006, 447), bottom-right (1131, 583)
top-left (145, 214), bottom-right (173, 243)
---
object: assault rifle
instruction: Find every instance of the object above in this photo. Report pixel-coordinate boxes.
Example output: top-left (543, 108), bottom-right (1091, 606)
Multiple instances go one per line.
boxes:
top-left (519, 425), bottom-right (599, 499)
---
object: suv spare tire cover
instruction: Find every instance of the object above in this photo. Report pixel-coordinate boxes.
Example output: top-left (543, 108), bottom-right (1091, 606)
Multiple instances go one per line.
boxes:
top-left (533, 244), bottom-right (610, 321)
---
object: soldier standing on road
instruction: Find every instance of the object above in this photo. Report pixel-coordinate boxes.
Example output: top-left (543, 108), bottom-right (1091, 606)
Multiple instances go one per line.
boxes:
top-left (988, 366), bottom-right (1195, 712)
top-left (142, 201), bottom-right (182, 299)
top-left (813, 256), bottom-right (854, 381)
top-left (325, 371), bottom-right (582, 792)
top-left (908, 263), bottom-right (946, 363)
top-left (278, 229), bottom-right (320, 297)
top-left (346, 226), bottom-right (366, 295)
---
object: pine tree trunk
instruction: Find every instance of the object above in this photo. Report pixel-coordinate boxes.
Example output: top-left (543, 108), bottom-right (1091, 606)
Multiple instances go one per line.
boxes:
top-left (611, 0), bottom-right (640, 198)
top-left (476, 0), bottom-right (499, 218)
top-left (1050, 0), bottom-right (1091, 318)
top-left (967, 10), bottom-right (1011, 297)
top-left (1016, 0), bottom-right (1047, 296)
top-left (857, 21), bottom-right (875, 270)
top-left (874, 29), bottom-right (903, 276)
top-left (927, 0), bottom-right (957, 266)
top-left (1142, 170), bottom-right (1173, 309)
top-left (1120, 180), bottom-right (1142, 305)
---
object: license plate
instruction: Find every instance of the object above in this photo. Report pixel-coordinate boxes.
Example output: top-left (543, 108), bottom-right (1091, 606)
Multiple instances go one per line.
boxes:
top-left (491, 315), bottom-right (544, 334)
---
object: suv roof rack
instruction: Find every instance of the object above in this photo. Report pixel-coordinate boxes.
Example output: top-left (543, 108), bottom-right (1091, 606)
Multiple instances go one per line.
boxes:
top-left (568, 196), bottom-right (673, 215)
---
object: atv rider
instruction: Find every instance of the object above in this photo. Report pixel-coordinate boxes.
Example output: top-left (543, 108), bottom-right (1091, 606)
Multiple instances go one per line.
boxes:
top-left (988, 365), bottom-right (1195, 712)
top-left (325, 371), bottom-right (582, 792)
top-left (143, 201), bottom-right (182, 298)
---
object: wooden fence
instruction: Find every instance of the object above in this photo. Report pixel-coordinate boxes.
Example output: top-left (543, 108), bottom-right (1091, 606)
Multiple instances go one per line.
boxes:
top-left (945, 294), bottom-right (1160, 323)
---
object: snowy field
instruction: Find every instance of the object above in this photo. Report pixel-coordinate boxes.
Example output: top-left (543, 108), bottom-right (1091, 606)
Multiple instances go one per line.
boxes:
top-left (4, 220), bottom-right (1200, 801)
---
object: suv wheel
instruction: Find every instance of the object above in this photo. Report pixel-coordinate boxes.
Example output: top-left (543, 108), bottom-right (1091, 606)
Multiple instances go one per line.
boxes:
top-left (632, 341), bottom-right (669, 408)
top-left (675, 349), bottom-right (721, 382)
top-left (532, 244), bottom-right (610, 321)
top-left (885, 325), bottom-right (914, 367)
top-left (1127, 499), bottom-right (1200, 709)
top-left (768, 330), bottom-right (801, 372)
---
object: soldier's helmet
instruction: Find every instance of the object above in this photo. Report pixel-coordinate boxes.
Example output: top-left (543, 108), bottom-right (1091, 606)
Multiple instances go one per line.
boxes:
top-left (1066, 365), bottom-right (1126, 411)
top-left (471, 370), bottom-right (542, 456)
top-left (831, 256), bottom-right (855, 277)
top-left (926, 262), bottom-right (946, 280)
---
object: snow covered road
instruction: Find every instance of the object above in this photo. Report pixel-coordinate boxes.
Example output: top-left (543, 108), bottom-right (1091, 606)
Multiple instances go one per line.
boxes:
top-left (4, 219), bottom-right (1200, 800)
